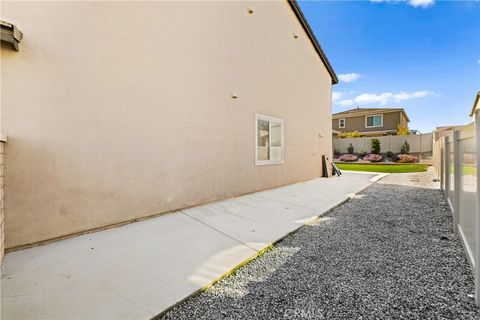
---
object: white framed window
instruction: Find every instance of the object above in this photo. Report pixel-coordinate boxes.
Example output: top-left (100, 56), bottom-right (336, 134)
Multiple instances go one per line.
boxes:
top-left (255, 113), bottom-right (284, 165)
top-left (365, 114), bottom-right (383, 128)
top-left (339, 118), bottom-right (345, 128)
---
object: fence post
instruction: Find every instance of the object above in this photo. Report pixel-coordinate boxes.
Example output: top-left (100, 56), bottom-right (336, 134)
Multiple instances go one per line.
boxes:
top-left (420, 133), bottom-right (423, 160)
top-left (453, 130), bottom-right (460, 234)
top-left (475, 111), bottom-right (480, 307)
top-left (440, 137), bottom-right (444, 191)
top-left (444, 136), bottom-right (450, 199)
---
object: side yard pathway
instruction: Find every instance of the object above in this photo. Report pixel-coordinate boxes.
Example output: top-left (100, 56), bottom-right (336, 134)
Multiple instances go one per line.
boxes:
top-left (160, 182), bottom-right (480, 319)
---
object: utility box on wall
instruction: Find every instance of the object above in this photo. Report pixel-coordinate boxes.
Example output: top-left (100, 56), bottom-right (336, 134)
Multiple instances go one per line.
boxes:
top-left (1, 20), bottom-right (23, 51)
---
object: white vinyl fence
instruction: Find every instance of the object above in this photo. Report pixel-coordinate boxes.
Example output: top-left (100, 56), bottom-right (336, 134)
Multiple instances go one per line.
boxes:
top-left (333, 132), bottom-right (433, 154)
top-left (434, 117), bottom-right (480, 306)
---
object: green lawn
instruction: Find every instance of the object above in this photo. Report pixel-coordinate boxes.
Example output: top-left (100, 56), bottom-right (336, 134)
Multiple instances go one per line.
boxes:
top-left (462, 165), bottom-right (476, 176)
top-left (336, 163), bottom-right (429, 173)
top-left (449, 165), bottom-right (476, 176)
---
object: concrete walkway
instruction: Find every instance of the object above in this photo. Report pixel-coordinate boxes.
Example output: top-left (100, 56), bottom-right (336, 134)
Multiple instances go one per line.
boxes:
top-left (1, 172), bottom-right (379, 319)
top-left (378, 166), bottom-right (439, 189)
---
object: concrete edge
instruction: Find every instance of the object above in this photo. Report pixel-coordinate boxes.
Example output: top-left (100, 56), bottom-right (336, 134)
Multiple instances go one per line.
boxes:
top-left (458, 225), bottom-right (475, 271)
top-left (150, 244), bottom-right (273, 320)
top-left (150, 172), bottom-right (384, 320)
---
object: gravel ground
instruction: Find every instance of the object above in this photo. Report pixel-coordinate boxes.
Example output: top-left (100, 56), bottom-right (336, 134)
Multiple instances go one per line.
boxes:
top-left (158, 183), bottom-right (480, 320)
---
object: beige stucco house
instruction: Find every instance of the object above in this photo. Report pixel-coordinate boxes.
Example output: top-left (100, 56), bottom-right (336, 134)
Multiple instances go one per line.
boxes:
top-left (0, 0), bottom-right (337, 256)
top-left (332, 107), bottom-right (410, 136)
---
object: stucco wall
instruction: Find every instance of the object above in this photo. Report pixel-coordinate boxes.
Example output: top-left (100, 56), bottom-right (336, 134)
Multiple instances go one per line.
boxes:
top-left (0, 140), bottom-right (4, 261)
top-left (332, 111), bottom-right (403, 133)
top-left (1, 1), bottom-right (333, 248)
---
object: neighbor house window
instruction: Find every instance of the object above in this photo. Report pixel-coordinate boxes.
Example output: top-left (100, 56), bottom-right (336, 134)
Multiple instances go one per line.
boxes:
top-left (256, 114), bottom-right (284, 165)
top-left (339, 118), bottom-right (345, 128)
top-left (365, 114), bottom-right (383, 128)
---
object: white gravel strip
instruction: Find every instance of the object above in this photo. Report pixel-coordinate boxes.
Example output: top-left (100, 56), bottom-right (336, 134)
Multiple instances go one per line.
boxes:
top-left (157, 184), bottom-right (479, 319)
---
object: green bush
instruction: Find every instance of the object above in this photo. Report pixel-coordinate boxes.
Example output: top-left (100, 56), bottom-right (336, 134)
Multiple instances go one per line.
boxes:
top-left (347, 143), bottom-right (354, 154)
top-left (400, 140), bottom-right (410, 154)
top-left (386, 151), bottom-right (394, 158)
top-left (371, 139), bottom-right (381, 154)
top-left (359, 150), bottom-right (367, 158)
top-left (334, 149), bottom-right (340, 157)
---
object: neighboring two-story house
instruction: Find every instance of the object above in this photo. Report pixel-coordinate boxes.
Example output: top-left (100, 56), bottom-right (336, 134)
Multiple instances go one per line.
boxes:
top-left (332, 107), bottom-right (410, 136)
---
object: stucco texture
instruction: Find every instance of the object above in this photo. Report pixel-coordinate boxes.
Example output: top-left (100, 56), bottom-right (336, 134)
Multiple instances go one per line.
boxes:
top-left (1, 1), bottom-right (333, 248)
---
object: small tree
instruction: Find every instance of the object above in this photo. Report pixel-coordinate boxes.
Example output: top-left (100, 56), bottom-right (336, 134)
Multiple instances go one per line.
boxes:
top-left (397, 124), bottom-right (409, 136)
top-left (400, 140), bottom-right (410, 154)
top-left (347, 143), bottom-right (354, 154)
top-left (371, 138), bottom-right (381, 154)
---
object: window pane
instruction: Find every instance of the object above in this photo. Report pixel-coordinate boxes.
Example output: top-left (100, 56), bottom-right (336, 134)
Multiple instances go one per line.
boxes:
top-left (270, 122), bottom-right (282, 147)
top-left (373, 115), bottom-right (381, 126)
top-left (270, 147), bottom-right (282, 161)
top-left (367, 116), bottom-right (374, 127)
top-left (257, 119), bottom-right (269, 161)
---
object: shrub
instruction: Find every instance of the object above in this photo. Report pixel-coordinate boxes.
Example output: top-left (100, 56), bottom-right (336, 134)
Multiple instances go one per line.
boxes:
top-left (334, 149), bottom-right (340, 157)
top-left (338, 154), bottom-right (358, 162)
top-left (371, 139), bottom-right (381, 154)
top-left (400, 140), bottom-right (410, 154)
top-left (363, 154), bottom-right (383, 162)
top-left (395, 154), bottom-right (419, 163)
top-left (359, 150), bottom-right (367, 158)
top-left (338, 131), bottom-right (361, 139)
top-left (386, 151), bottom-right (394, 159)
top-left (347, 143), bottom-right (354, 154)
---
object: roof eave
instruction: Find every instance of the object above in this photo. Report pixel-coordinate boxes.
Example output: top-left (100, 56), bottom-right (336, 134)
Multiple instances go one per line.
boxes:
top-left (469, 91), bottom-right (480, 117)
top-left (287, 0), bottom-right (338, 85)
top-left (401, 109), bottom-right (411, 123)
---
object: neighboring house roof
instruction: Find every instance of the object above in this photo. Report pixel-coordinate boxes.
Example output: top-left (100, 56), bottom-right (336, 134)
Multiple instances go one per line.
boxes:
top-left (332, 107), bottom-right (410, 122)
top-left (287, 0), bottom-right (338, 85)
top-left (469, 91), bottom-right (480, 117)
top-left (435, 125), bottom-right (467, 132)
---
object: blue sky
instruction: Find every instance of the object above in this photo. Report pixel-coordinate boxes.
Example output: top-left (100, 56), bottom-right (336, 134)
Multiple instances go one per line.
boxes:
top-left (298, 0), bottom-right (480, 132)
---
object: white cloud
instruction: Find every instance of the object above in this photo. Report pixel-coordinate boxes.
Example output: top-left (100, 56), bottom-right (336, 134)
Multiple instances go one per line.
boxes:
top-left (338, 99), bottom-right (355, 107)
top-left (407, 0), bottom-right (435, 8)
top-left (332, 91), bottom-right (343, 102)
top-left (370, 0), bottom-right (435, 8)
top-left (393, 90), bottom-right (433, 101)
top-left (353, 90), bottom-right (434, 106)
top-left (338, 73), bottom-right (363, 83)
top-left (354, 93), bottom-right (393, 106)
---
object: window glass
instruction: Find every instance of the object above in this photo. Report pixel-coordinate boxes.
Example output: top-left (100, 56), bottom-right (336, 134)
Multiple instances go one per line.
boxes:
top-left (257, 119), bottom-right (269, 161)
top-left (256, 115), bottom-right (284, 164)
top-left (270, 122), bottom-right (282, 147)
top-left (367, 115), bottom-right (382, 127)
top-left (339, 119), bottom-right (345, 128)
top-left (367, 116), bottom-right (373, 127)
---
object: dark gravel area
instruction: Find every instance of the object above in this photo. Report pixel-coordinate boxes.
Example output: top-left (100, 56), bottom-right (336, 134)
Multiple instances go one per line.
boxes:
top-left (157, 183), bottom-right (480, 319)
